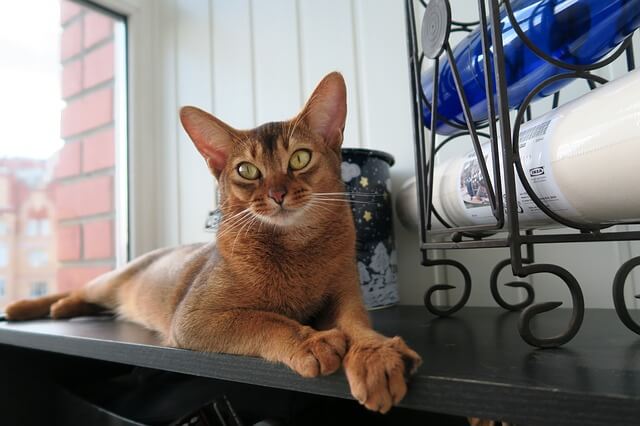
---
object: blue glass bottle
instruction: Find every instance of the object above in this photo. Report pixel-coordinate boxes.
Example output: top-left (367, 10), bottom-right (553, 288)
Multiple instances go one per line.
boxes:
top-left (422, 0), bottom-right (640, 135)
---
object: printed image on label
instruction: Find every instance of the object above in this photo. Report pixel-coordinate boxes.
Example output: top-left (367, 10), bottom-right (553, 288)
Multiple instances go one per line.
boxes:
top-left (459, 151), bottom-right (492, 209)
top-left (456, 148), bottom-right (497, 225)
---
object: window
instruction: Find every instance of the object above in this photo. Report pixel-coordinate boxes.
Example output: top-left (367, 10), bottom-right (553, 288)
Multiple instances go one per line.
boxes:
top-left (28, 250), bottom-right (49, 268)
top-left (0, 0), bottom-right (127, 310)
top-left (41, 219), bottom-right (50, 236)
top-left (26, 220), bottom-right (39, 237)
top-left (25, 219), bottom-right (50, 237)
top-left (0, 278), bottom-right (5, 297)
top-left (30, 282), bottom-right (48, 298)
top-left (0, 244), bottom-right (7, 268)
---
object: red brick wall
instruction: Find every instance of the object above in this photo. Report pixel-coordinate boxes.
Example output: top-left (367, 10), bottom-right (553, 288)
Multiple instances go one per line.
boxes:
top-left (55, 1), bottom-right (116, 292)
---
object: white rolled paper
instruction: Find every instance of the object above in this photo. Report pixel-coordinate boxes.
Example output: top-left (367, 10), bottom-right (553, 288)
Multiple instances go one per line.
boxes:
top-left (397, 69), bottom-right (640, 232)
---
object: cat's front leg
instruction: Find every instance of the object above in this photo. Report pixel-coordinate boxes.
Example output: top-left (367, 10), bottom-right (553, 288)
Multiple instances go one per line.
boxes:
top-left (322, 274), bottom-right (422, 413)
top-left (343, 333), bottom-right (421, 413)
top-left (169, 308), bottom-right (347, 378)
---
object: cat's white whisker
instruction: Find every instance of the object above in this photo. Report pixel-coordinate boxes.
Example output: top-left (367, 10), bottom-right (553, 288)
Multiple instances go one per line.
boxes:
top-left (314, 192), bottom-right (383, 198)
top-left (307, 198), bottom-right (336, 208)
top-left (216, 211), bottom-right (254, 240)
top-left (305, 201), bottom-right (337, 216)
top-left (221, 207), bottom-right (251, 223)
top-left (216, 217), bottom-right (248, 239)
top-left (218, 210), bottom-right (251, 230)
top-left (312, 198), bottom-right (375, 205)
top-left (244, 216), bottom-right (259, 238)
top-left (220, 214), bottom-right (249, 228)
top-left (231, 214), bottom-right (258, 255)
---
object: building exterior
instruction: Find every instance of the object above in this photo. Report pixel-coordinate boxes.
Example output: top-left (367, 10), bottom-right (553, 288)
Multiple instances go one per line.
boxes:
top-left (0, 159), bottom-right (57, 309)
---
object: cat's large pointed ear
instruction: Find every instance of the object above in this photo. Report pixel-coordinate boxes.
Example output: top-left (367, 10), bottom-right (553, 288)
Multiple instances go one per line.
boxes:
top-left (298, 72), bottom-right (347, 149)
top-left (180, 106), bottom-right (239, 178)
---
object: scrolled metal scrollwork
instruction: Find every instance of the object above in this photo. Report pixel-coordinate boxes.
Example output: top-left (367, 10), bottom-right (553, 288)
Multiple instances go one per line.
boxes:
top-left (517, 263), bottom-right (585, 348)
top-left (490, 259), bottom-right (535, 311)
top-left (491, 231), bottom-right (536, 311)
top-left (424, 258), bottom-right (472, 317)
top-left (612, 256), bottom-right (640, 335)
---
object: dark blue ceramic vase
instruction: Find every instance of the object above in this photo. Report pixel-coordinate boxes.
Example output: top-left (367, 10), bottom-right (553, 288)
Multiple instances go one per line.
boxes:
top-left (341, 148), bottom-right (399, 310)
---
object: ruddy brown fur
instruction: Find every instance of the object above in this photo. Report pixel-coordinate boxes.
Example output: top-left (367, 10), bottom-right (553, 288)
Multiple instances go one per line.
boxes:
top-left (5, 72), bottom-right (421, 413)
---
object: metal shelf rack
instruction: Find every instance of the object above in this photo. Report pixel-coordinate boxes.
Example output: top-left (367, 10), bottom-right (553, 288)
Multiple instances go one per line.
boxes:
top-left (404, 0), bottom-right (640, 347)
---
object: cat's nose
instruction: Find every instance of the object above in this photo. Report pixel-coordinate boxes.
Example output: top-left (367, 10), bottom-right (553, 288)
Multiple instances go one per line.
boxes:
top-left (268, 188), bottom-right (287, 205)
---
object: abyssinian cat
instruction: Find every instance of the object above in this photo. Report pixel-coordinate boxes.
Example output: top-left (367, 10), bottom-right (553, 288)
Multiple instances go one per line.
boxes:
top-left (5, 72), bottom-right (421, 413)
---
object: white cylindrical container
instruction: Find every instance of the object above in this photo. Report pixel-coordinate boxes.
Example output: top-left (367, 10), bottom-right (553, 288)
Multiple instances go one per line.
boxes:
top-left (397, 176), bottom-right (419, 230)
top-left (398, 69), bottom-right (640, 232)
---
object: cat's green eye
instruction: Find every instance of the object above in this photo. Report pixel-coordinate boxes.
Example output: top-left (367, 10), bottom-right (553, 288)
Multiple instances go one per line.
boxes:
top-left (289, 149), bottom-right (311, 171)
top-left (237, 162), bottom-right (261, 180)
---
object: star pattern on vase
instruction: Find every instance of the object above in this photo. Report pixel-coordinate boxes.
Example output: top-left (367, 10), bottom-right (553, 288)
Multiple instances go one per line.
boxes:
top-left (363, 210), bottom-right (372, 222)
top-left (359, 176), bottom-right (369, 187)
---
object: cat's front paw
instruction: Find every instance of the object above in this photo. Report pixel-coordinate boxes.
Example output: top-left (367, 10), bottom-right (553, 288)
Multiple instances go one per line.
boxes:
top-left (344, 335), bottom-right (422, 414)
top-left (288, 328), bottom-right (347, 378)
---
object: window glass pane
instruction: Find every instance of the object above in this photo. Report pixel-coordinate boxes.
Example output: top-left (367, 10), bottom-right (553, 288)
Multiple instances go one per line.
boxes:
top-left (28, 250), bottom-right (49, 268)
top-left (0, 1), bottom-right (126, 309)
top-left (0, 245), bottom-right (7, 267)
top-left (30, 282), bottom-right (48, 298)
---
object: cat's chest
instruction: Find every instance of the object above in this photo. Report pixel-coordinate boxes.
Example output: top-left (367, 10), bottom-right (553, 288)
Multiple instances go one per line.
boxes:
top-left (253, 264), bottom-right (327, 304)
top-left (220, 232), bottom-right (350, 319)
top-left (241, 255), bottom-right (332, 320)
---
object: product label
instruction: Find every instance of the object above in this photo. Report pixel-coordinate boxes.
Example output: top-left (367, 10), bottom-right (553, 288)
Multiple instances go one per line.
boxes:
top-left (517, 117), bottom-right (580, 225)
top-left (455, 117), bottom-right (580, 228)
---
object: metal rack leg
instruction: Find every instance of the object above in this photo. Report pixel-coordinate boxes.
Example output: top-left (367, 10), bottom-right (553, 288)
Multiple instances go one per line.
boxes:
top-left (490, 231), bottom-right (535, 311)
top-left (613, 257), bottom-right (640, 335)
top-left (423, 257), bottom-right (472, 317)
top-left (517, 264), bottom-right (585, 348)
top-left (490, 259), bottom-right (535, 311)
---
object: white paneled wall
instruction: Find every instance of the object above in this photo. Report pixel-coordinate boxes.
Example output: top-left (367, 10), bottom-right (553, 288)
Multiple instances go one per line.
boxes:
top-left (153, 0), bottom-right (433, 306)
top-left (152, 0), bottom-right (640, 309)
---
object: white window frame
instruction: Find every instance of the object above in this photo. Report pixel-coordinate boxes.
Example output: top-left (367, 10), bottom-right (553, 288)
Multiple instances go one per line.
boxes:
top-left (88, 0), bottom-right (175, 259)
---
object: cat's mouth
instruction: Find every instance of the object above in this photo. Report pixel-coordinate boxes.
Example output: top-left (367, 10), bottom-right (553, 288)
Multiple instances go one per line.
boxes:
top-left (254, 205), bottom-right (306, 227)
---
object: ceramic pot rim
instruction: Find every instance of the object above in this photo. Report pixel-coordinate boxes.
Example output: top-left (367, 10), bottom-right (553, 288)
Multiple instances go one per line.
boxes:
top-left (341, 148), bottom-right (395, 167)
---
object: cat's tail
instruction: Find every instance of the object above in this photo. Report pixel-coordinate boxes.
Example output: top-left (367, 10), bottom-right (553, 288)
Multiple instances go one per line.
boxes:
top-left (4, 293), bottom-right (71, 321)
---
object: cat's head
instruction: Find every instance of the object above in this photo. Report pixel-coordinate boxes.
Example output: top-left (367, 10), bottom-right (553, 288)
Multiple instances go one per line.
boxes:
top-left (180, 72), bottom-right (348, 228)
